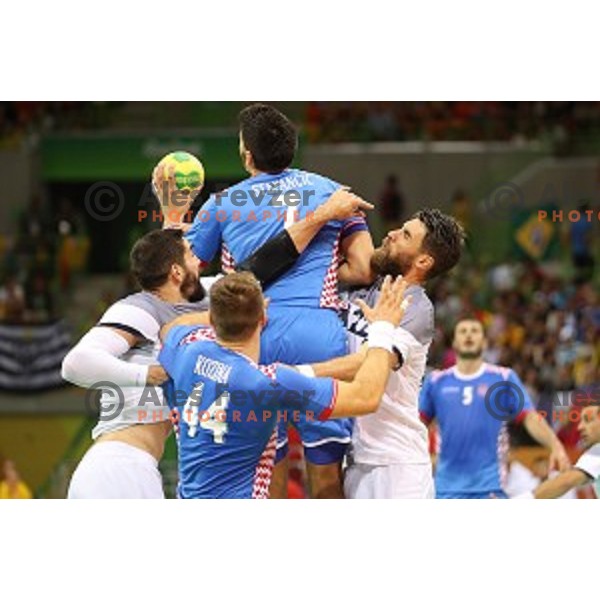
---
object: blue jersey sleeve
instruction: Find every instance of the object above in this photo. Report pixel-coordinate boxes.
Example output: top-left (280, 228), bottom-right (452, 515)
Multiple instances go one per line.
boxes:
top-left (159, 325), bottom-right (208, 375)
top-left (340, 216), bottom-right (369, 240)
top-left (186, 195), bottom-right (222, 263)
top-left (419, 374), bottom-right (436, 424)
top-left (507, 369), bottom-right (534, 421)
top-left (273, 365), bottom-right (338, 421)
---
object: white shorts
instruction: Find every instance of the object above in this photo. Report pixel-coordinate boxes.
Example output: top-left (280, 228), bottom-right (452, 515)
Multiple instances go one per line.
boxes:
top-left (68, 441), bottom-right (165, 499)
top-left (344, 462), bottom-right (435, 499)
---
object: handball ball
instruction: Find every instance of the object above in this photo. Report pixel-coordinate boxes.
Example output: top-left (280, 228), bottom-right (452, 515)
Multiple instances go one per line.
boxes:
top-left (154, 151), bottom-right (205, 197)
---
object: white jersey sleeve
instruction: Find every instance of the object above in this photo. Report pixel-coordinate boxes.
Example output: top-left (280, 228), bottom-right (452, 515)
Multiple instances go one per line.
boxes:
top-left (345, 282), bottom-right (434, 465)
top-left (99, 302), bottom-right (161, 342)
top-left (392, 288), bottom-right (434, 365)
top-left (575, 444), bottom-right (600, 480)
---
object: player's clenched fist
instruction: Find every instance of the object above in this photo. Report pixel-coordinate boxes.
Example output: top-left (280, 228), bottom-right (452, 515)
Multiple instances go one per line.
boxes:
top-left (146, 365), bottom-right (169, 386)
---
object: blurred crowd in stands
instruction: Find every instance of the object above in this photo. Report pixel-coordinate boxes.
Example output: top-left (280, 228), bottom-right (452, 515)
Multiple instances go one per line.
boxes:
top-left (427, 259), bottom-right (599, 404)
top-left (306, 102), bottom-right (600, 149)
top-left (0, 102), bottom-right (111, 147)
top-left (0, 195), bottom-right (89, 324)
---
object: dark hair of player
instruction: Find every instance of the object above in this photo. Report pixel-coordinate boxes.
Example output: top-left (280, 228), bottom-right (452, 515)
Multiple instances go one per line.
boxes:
top-left (415, 208), bottom-right (466, 279)
top-left (130, 229), bottom-right (186, 291)
top-left (209, 272), bottom-right (264, 342)
top-left (238, 103), bottom-right (298, 174)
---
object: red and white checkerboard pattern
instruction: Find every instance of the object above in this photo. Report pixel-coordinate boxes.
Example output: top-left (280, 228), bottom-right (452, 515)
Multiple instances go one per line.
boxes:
top-left (221, 243), bottom-right (235, 274)
top-left (179, 327), bottom-right (216, 346)
top-left (252, 428), bottom-right (277, 499)
top-left (257, 363), bottom-right (277, 380)
top-left (319, 236), bottom-right (343, 310)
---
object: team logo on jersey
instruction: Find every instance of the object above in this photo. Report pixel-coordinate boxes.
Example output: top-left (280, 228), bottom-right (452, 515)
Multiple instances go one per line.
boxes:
top-left (477, 384), bottom-right (489, 397)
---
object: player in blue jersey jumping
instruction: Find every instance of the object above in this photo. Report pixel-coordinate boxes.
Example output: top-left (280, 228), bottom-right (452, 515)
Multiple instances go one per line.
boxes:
top-left (419, 317), bottom-right (570, 498)
top-left (185, 103), bottom-right (374, 498)
top-left (159, 271), bottom-right (409, 499)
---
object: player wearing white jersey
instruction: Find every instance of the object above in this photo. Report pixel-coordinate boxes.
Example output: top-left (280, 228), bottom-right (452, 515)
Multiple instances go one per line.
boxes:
top-left (304, 209), bottom-right (465, 498)
top-left (517, 402), bottom-right (600, 499)
top-left (63, 190), bottom-right (370, 499)
top-left (63, 229), bottom-right (207, 498)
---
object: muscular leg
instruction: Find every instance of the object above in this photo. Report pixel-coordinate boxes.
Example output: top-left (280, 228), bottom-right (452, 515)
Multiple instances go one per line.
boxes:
top-left (305, 460), bottom-right (345, 499)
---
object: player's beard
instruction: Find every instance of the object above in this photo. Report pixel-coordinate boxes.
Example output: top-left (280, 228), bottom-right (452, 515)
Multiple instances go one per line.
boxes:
top-left (456, 347), bottom-right (484, 360)
top-left (181, 270), bottom-right (206, 303)
top-left (370, 245), bottom-right (412, 278)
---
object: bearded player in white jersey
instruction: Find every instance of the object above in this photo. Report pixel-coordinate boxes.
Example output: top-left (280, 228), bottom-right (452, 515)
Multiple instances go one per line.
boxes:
top-left (290, 208), bottom-right (465, 498)
top-left (62, 229), bottom-right (207, 498)
top-left (63, 187), bottom-right (370, 499)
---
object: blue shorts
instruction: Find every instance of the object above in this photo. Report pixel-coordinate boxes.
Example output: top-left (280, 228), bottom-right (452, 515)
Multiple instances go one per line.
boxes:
top-left (435, 490), bottom-right (508, 499)
top-left (261, 305), bottom-right (353, 465)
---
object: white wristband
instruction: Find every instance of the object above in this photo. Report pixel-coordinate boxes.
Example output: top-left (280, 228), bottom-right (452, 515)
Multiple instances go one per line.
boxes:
top-left (297, 364), bottom-right (315, 378)
top-left (136, 365), bottom-right (150, 387)
top-left (368, 321), bottom-right (395, 353)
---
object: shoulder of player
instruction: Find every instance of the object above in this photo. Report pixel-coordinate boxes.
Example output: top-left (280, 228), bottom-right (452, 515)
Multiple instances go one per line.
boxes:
top-left (175, 326), bottom-right (218, 348)
top-left (244, 362), bottom-right (299, 387)
top-left (482, 363), bottom-right (513, 380)
top-left (300, 169), bottom-right (335, 186)
top-left (428, 366), bottom-right (456, 385)
top-left (395, 286), bottom-right (434, 344)
top-left (574, 443), bottom-right (600, 479)
top-left (99, 292), bottom-right (161, 330)
top-left (404, 285), bottom-right (434, 316)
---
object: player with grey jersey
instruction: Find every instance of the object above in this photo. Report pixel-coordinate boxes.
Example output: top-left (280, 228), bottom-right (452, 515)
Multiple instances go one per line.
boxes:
top-left (63, 189), bottom-right (372, 498)
top-left (299, 209), bottom-right (465, 497)
top-left (63, 229), bottom-right (207, 498)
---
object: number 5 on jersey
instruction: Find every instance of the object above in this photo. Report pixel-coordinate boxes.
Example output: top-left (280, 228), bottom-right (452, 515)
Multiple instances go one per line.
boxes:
top-left (462, 386), bottom-right (474, 406)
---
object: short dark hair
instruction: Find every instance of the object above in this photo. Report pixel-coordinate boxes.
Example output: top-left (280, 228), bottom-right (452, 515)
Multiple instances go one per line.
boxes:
top-left (415, 208), bottom-right (465, 279)
top-left (209, 272), bottom-right (264, 342)
top-left (130, 229), bottom-right (186, 291)
top-left (238, 103), bottom-right (298, 174)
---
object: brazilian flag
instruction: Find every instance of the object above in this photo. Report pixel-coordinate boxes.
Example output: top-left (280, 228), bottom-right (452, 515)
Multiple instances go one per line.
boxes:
top-left (512, 203), bottom-right (559, 261)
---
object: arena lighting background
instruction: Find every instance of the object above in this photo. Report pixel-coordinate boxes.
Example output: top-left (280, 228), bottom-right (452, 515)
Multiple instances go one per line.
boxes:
top-left (0, 101), bottom-right (598, 498)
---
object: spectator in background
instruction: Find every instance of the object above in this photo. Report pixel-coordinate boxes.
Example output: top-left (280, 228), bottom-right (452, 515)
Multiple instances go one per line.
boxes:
top-left (0, 274), bottom-right (26, 323)
top-left (0, 459), bottom-right (33, 499)
top-left (25, 270), bottom-right (54, 322)
top-left (18, 194), bottom-right (51, 240)
top-left (378, 175), bottom-right (405, 226)
top-left (570, 202), bottom-right (595, 284)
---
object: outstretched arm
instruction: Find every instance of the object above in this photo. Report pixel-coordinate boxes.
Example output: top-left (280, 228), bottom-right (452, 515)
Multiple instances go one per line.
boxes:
top-left (530, 469), bottom-right (590, 499)
top-left (523, 412), bottom-right (570, 472)
top-left (62, 326), bottom-right (168, 388)
top-left (237, 189), bottom-right (374, 287)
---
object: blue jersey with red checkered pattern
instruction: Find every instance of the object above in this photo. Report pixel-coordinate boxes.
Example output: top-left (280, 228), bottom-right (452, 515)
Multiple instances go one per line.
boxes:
top-left (159, 325), bottom-right (338, 499)
top-left (186, 168), bottom-right (368, 309)
top-left (419, 363), bottom-right (534, 496)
